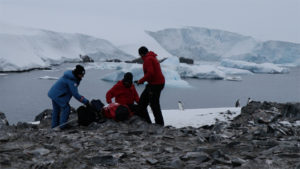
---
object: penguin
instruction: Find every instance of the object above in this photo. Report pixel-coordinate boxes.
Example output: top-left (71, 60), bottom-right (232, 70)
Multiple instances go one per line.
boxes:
top-left (247, 97), bottom-right (252, 105)
top-left (235, 99), bottom-right (240, 107)
top-left (178, 101), bottom-right (184, 111)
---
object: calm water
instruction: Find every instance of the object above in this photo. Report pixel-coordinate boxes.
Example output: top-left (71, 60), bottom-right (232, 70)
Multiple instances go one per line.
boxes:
top-left (0, 63), bottom-right (299, 124)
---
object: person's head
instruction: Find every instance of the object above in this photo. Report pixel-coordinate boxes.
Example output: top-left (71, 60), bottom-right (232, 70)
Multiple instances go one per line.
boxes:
top-left (73, 64), bottom-right (85, 80)
top-left (138, 46), bottom-right (148, 57)
top-left (122, 72), bottom-right (133, 88)
top-left (115, 105), bottom-right (130, 121)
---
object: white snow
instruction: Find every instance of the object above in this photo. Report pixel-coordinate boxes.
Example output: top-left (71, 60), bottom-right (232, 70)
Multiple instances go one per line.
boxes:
top-left (221, 59), bottom-right (289, 74)
top-left (38, 76), bottom-right (59, 80)
top-left (27, 121), bottom-right (40, 125)
top-left (294, 121), bottom-right (300, 127)
top-left (150, 107), bottom-right (241, 128)
top-left (0, 23), bottom-right (133, 71)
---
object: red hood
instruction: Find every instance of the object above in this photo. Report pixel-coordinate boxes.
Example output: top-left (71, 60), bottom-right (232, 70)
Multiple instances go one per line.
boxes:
top-left (142, 51), bottom-right (157, 61)
top-left (115, 80), bottom-right (124, 87)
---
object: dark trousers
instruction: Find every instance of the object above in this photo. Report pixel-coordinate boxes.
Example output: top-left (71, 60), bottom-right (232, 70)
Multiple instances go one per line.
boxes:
top-left (137, 84), bottom-right (165, 126)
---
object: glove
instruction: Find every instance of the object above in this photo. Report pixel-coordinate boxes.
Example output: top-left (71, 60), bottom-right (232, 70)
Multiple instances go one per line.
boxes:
top-left (85, 100), bottom-right (90, 107)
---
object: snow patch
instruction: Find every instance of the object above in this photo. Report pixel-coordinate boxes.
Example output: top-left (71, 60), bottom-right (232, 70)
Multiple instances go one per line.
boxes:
top-left (155, 107), bottom-right (241, 128)
top-left (38, 76), bottom-right (59, 80)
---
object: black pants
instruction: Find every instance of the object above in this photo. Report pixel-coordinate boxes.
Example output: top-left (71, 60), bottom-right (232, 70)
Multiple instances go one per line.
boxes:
top-left (137, 84), bottom-right (165, 126)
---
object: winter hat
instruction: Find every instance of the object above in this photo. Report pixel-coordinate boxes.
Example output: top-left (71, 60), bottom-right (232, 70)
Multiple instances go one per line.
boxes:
top-left (123, 72), bottom-right (133, 83)
top-left (73, 65), bottom-right (85, 76)
top-left (138, 46), bottom-right (148, 56)
top-left (115, 105), bottom-right (130, 121)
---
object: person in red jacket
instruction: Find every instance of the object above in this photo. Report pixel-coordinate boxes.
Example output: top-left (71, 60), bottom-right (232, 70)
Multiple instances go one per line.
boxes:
top-left (106, 72), bottom-right (139, 112)
top-left (136, 46), bottom-right (165, 126)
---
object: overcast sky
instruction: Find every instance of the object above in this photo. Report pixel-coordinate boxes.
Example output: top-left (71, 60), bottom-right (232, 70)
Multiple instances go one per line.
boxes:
top-left (0, 0), bottom-right (299, 45)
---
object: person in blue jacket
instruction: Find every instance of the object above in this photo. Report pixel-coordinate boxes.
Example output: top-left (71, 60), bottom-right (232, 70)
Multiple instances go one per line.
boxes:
top-left (48, 65), bottom-right (89, 129)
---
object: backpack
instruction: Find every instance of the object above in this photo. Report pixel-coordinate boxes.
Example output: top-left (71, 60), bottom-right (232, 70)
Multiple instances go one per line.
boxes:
top-left (77, 99), bottom-right (104, 126)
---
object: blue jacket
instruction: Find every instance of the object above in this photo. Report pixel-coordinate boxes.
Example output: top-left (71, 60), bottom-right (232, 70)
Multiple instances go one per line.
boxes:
top-left (48, 70), bottom-right (88, 107)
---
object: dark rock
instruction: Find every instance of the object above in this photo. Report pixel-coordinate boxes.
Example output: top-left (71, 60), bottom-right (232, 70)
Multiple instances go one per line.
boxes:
top-left (1, 101), bottom-right (300, 169)
top-left (88, 155), bottom-right (117, 166)
top-left (79, 54), bottom-right (94, 62)
top-left (230, 157), bottom-right (247, 167)
top-left (181, 152), bottom-right (210, 162)
top-left (170, 158), bottom-right (184, 169)
top-left (105, 59), bottom-right (122, 62)
top-left (146, 158), bottom-right (158, 165)
top-left (282, 103), bottom-right (300, 121)
top-left (34, 109), bottom-right (52, 121)
top-left (179, 57), bottom-right (194, 64)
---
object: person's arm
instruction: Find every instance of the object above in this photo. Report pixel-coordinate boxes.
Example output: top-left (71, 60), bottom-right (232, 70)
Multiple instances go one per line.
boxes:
top-left (138, 59), bottom-right (154, 84)
top-left (67, 81), bottom-right (88, 104)
top-left (106, 84), bottom-right (118, 104)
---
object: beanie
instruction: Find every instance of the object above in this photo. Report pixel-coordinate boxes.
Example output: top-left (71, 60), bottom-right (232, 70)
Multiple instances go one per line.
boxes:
top-left (123, 72), bottom-right (133, 83)
top-left (73, 65), bottom-right (85, 76)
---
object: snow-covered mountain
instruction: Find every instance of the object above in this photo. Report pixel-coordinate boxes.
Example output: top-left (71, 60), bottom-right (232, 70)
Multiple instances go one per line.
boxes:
top-left (0, 23), bottom-right (134, 71)
top-left (147, 27), bottom-right (300, 65)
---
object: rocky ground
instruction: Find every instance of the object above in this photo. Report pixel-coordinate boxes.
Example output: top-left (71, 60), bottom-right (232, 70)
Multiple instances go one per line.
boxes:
top-left (1, 101), bottom-right (300, 169)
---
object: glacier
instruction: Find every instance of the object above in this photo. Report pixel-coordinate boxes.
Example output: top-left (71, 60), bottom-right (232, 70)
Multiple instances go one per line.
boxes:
top-left (0, 23), bottom-right (133, 71)
top-left (147, 27), bottom-right (300, 65)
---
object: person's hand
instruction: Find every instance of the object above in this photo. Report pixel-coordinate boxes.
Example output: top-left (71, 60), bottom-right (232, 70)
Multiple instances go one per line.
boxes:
top-left (85, 100), bottom-right (91, 107)
top-left (134, 80), bottom-right (144, 86)
top-left (134, 80), bottom-right (139, 86)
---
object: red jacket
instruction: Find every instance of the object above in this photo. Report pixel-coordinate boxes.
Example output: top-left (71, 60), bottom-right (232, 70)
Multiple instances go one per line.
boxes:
top-left (138, 51), bottom-right (165, 85)
top-left (106, 81), bottom-right (139, 105)
top-left (103, 103), bottom-right (133, 120)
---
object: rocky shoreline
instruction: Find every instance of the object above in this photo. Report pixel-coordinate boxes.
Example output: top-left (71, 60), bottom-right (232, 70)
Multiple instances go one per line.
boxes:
top-left (1, 101), bottom-right (300, 169)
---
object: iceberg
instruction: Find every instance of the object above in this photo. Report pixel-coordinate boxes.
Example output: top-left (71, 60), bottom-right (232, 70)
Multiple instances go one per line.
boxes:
top-left (0, 23), bottom-right (134, 72)
top-left (220, 59), bottom-right (289, 74)
top-left (147, 27), bottom-right (300, 65)
top-left (101, 63), bottom-right (190, 88)
top-left (177, 64), bottom-right (226, 80)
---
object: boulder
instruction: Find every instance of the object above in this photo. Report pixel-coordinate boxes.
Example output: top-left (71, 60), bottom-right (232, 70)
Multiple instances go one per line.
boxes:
top-left (79, 54), bottom-right (94, 62)
top-left (179, 57), bottom-right (194, 64)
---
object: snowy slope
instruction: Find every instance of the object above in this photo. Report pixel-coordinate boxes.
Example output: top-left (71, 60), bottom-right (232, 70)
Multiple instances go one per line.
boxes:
top-left (0, 23), bottom-right (134, 71)
top-left (157, 107), bottom-right (241, 128)
top-left (147, 27), bottom-right (300, 65)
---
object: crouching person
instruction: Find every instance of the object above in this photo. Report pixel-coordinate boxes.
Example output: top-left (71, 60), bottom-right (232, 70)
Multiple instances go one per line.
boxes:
top-left (106, 72), bottom-right (139, 113)
top-left (48, 65), bottom-right (89, 129)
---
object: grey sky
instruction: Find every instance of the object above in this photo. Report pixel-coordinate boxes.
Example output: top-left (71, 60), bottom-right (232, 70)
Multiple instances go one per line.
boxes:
top-left (0, 0), bottom-right (299, 45)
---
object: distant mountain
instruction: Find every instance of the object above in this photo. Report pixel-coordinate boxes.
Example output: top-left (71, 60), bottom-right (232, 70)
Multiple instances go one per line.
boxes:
top-left (147, 27), bottom-right (300, 65)
top-left (0, 23), bottom-right (134, 71)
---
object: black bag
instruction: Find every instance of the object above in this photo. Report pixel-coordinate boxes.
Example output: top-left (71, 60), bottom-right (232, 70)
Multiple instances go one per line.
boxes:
top-left (77, 99), bottom-right (105, 126)
top-left (77, 106), bottom-right (96, 126)
top-left (90, 99), bottom-right (104, 112)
